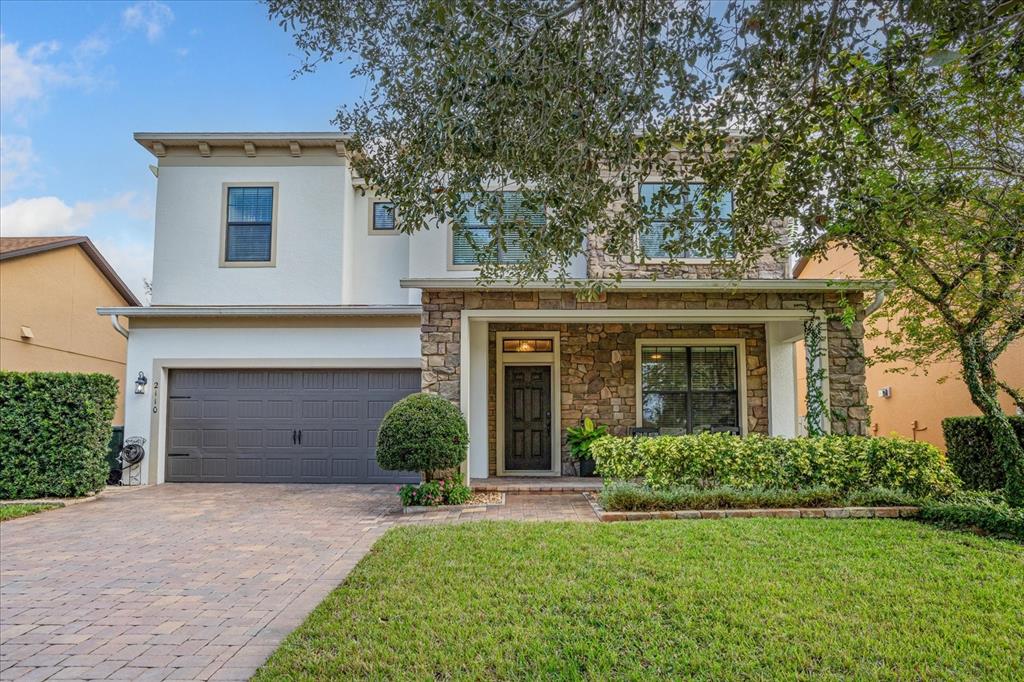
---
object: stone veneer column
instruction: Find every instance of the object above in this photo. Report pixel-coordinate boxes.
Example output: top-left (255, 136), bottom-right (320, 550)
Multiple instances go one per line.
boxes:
top-left (420, 291), bottom-right (464, 404)
top-left (823, 292), bottom-right (869, 435)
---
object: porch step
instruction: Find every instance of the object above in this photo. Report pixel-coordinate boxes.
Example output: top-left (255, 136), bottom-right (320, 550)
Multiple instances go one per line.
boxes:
top-left (471, 477), bottom-right (603, 494)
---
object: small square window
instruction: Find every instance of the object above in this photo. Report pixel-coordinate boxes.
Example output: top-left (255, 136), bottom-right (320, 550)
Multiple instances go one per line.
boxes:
top-left (372, 201), bottom-right (396, 231)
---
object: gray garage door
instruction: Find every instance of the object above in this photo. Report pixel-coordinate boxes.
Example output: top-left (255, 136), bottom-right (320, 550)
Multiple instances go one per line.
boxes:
top-left (165, 368), bottom-right (421, 483)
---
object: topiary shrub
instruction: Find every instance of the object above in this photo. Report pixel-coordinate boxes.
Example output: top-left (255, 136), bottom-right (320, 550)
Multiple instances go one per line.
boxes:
top-left (590, 432), bottom-right (960, 498)
top-left (942, 416), bottom-right (1024, 492)
top-left (0, 371), bottom-right (118, 499)
top-left (376, 392), bottom-right (468, 480)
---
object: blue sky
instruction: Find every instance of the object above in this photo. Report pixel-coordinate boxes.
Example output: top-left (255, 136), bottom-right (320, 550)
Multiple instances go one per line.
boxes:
top-left (1, 0), bottom-right (363, 298)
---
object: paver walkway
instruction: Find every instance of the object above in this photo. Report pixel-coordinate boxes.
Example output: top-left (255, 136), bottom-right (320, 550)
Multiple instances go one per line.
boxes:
top-left (1, 485), bottom-right (596, 681)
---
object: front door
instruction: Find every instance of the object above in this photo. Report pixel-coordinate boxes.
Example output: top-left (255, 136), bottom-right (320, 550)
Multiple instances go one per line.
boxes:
top-left (504, 365), bottom-right (552, 471)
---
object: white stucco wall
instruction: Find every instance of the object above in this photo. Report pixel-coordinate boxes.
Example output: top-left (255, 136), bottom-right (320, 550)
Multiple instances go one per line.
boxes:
top-left (343, 187), bottom-right (418, 305)
top-left (122, 323), bottom-right (421, 484)
top-left (150, 159), bottom-right (415, 307)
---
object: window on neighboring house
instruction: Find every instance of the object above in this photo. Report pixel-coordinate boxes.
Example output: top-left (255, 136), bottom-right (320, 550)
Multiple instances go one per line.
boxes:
top-left (639, 344), bottom-right (741, 434)
top-left (371, 201), bottom-right (397, 232)
top-left (638, 182), bottom-right (732, 259)
top-left (451, 191), bottom-right (545, 266)
top-left (224, 186), bottom-right (275, 263)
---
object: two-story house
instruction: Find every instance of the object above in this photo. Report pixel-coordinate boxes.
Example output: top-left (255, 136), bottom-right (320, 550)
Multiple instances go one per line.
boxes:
top-left (100, 132), bottom-right (877, 486)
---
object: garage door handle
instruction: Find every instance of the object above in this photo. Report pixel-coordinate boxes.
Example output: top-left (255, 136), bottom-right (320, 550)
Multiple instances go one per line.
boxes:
top-left (292, 429), bottom-right (297, 445)
top-left (298, 430), bottom-right (302, 445)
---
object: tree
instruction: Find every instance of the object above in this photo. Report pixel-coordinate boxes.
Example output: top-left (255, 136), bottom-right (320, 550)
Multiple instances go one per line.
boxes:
top-left (267, 0), bottom-right (1024, 501)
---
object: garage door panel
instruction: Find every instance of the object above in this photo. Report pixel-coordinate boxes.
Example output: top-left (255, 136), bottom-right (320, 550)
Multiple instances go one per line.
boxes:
top-left (166, 368), bottom-right (421, 483)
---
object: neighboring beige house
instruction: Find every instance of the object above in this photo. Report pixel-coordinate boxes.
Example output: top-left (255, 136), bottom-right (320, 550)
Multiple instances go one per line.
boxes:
top-left (0, 236), bottom-right (141, 424)
top-left (795, 244), bottom-right (1024, 449)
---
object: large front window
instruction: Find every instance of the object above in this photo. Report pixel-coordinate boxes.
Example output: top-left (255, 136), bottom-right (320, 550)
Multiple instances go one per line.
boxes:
top-left (452, 191), bottom-right (545, 265)
top-left (640, 344), bottom-right (741, 434)
top-left (638, 182), bottom-right (732, 260)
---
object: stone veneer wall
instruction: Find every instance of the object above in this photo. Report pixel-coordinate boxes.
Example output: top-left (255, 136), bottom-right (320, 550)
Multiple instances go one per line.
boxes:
top-left (488, 322), bottom-right (768, 475)
top-left (420, 289), bottom-right (869, 472)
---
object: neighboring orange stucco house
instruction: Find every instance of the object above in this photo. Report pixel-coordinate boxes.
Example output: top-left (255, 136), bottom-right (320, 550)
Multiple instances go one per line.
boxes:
top-left (0, 237), bottom-right (140, 424)
top-left (795, 244), bottom-right (1024, 449)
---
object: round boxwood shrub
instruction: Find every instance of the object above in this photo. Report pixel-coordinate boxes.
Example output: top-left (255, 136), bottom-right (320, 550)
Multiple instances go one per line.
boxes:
top-left (376, 393), bottom-right (468, 479)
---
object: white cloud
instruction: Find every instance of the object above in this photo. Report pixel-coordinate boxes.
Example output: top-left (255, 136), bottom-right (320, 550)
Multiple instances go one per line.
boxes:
top-left (1, 37), bottom-right (67, 112)
top-left (0, 192), bottom-right (149, 237)
top-left (0, 34), bottom-right (105, 117)
top-left (0, 135), bottom-right (39, 193)
top-left (0, 196), bottom-right (95, 236)
top-left (122, 2), bottom-right (174, 43)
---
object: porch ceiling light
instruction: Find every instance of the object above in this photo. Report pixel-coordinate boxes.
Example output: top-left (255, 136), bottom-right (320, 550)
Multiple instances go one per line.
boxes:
top-left (134, 371), bottom-right (148, 395)
top-left (502, 339), bottom-right (553, 353)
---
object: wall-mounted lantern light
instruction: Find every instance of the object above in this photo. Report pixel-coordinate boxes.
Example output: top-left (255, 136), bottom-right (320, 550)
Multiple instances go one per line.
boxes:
top-left (134, 371), bottom-right (148, 395)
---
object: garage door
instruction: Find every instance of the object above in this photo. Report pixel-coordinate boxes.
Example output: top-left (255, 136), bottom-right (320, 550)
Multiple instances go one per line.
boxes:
top-left (165, 368), bottom-right (421, 483)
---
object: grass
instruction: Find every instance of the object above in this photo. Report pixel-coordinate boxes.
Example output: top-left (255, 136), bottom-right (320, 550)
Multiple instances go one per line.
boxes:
top-left (256, 520), bottom-right (1023, 681)
top-left (0, 503), bottom-right (59, 521)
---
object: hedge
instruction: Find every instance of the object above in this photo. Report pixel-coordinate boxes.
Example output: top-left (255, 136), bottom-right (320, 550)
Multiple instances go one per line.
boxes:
top-left (0, 371), bottom-right (118, 499)
top-left (590, 432), bottom-right (960, 498)
top-left (942, 416), bottom-right (1024, 492)
top-left (598, 481), bottom-right (918, 512)
top-left (918, 491), bottom-right (1024, 541)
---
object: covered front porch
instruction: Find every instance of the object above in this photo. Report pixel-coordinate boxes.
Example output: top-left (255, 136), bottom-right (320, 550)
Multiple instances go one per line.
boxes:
top-left (462, 311), bottom-right (814, 481)
top-left (413, 284), bottom-right (870, 485)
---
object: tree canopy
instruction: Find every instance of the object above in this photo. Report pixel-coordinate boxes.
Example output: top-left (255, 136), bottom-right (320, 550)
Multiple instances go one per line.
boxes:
top-left (268, 0), bottom-right (1024, 501)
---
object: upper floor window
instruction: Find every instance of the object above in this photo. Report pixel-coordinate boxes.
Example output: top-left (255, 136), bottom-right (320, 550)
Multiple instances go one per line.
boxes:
top-left (638, 183), bottom-right (732, 260)
top-left (452, 191), bottom-right (545, 266)
top-left (371, 201), bottom-right (397, 232)
top-left (223, 185), bottom-right (276, 265)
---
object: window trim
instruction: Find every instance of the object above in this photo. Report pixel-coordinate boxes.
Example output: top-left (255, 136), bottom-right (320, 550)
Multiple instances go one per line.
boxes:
top-left (634, 338), bottom-right (748, 435)
top-left (368, 199), bottom-right (400, 236)
top-left (219, 182), bottom-right (279, 268)
top-left (634, 181), bottom-right (739, 265)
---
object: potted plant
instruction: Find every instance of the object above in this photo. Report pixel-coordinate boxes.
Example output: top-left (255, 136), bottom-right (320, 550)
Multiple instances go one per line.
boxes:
top-left (565, 417), bottom-right (607, 477)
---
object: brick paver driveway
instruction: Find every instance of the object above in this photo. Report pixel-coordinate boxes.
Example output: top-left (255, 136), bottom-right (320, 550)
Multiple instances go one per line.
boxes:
top-left (0, 484), bottom-right (402, 681)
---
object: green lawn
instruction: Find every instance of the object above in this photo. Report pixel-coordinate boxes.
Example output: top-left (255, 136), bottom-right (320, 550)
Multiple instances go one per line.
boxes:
top-left (256, 520), bottom-right (1023, 681)
top-left (0, 503), bottom-right (59, 521)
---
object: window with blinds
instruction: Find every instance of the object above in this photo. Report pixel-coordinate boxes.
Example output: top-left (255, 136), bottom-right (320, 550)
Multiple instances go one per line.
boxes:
top-left (638, 183), bottom-right (732, 259)
top-left (225, 186), bottom-right (274, 262)
top-left (452, 191), bottom-right (545, 265)
top-left (640, 344), bottom-right (740, 434)
top-left (372, 201), bottom-right (396, 231)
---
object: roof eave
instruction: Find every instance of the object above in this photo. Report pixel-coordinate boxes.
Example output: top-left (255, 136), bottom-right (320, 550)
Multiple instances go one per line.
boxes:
top-left (96, 305), bottom-right (423, 318)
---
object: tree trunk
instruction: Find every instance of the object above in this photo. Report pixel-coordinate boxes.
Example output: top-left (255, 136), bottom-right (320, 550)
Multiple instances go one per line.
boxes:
top-left (960, 333), bottom-right (1024, 506)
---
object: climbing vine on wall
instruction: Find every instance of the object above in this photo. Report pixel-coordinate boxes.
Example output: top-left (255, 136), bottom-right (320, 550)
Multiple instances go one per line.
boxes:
top-left (803, 317), bottom-right (829, 437)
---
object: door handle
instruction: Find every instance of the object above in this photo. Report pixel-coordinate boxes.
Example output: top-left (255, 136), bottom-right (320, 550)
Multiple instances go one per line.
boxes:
top-left (292, 429), bottom-right (297, 445)
top-left (298, 430), bottom-right (302, 445)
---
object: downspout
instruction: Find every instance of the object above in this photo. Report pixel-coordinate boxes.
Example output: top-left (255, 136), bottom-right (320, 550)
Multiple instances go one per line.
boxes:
top-left (864, 289), bottom-right (886, 316)
top-left (109, 314), bottom-right (129, 338)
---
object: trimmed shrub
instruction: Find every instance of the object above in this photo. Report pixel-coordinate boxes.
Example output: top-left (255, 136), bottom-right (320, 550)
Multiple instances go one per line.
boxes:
top-left (598, 481), bottom-right (918, 512)
top-left (376, 393), bottom-right (468, 479)
top-left (0, 371), bottom-right (118, 499)
top-left (590, 432), bottom-right (960, 498)
top-left (942, 416), bottom-right (1024, 491)
top-left (918, 490), bottom-right (1024, 541)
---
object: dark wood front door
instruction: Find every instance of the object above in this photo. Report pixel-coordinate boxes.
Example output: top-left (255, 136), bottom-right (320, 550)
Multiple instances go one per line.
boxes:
top-left (504, 365), bottom-right (552, 471)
